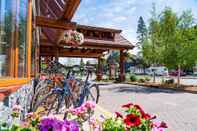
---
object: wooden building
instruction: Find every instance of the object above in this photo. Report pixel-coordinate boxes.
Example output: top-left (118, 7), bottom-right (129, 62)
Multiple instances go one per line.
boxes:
top-left (0, 0), bottom-right (134, 100)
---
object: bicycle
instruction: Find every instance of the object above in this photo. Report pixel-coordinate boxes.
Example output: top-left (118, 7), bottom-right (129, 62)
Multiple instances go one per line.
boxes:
top-left (29, 60), bottom-right (68, 112)
top-left (31, 63), bottom-right (100, 118)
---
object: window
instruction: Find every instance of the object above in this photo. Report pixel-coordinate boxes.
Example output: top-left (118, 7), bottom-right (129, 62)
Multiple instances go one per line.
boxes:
top-left (18, 0), bottom-right (28, 77)
top-left (0, 0), bottom-right (28, 78)
top-left (0, 0), bottom-right (12, 78)
top-left (0, 0), bottom-right (32, 86)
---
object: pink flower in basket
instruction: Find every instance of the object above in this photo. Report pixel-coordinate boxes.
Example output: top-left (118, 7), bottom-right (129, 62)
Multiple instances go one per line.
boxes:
top-left (64, 30), bottom-right (84, 46)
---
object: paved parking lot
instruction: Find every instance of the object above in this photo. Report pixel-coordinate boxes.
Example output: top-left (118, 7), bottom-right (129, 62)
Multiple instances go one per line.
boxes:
top-left (98, 84), bottom-right (197, 131)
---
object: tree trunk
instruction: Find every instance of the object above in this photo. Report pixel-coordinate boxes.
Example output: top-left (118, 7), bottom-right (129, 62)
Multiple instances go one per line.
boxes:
top-left (153, 71), bottom-right (156, 83)
top-left (143, 66), bottom-right (146, 75)
top-left (177, 65), bottom-right (181, 88)
top-left (109, 64), bottom-right (112, 80)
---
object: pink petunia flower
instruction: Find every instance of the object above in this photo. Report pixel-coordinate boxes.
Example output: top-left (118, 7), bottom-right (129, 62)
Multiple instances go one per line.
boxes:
top-left (82, 101), bottom-right (96, 110)
top-left (89, 117), bottom-right (101, 131)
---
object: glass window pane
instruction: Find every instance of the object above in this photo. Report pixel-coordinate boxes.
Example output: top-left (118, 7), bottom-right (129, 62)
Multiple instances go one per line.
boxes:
top-left (0, 0), bottom-right (28, 78)
top-left (0, 0), bottom-right (14, 78)
top-left (18, 0), bottom-right (28, 77)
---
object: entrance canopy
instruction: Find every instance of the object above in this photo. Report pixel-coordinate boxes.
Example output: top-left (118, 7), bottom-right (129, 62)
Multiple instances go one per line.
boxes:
top-left (36, 0), bottom-right (134, 58)
top-left (35, 0), bottom-right (134, 81)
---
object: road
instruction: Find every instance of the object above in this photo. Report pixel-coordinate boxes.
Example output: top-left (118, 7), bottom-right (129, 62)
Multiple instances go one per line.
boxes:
top-left (98, 84), bottom-right (197, 131)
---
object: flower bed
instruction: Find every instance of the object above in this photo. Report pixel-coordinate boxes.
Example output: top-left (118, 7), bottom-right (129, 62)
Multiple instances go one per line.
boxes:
top-left (102, 102), bottom-right (167, 131)
top-left (0, 101), bottom-right (167, 131)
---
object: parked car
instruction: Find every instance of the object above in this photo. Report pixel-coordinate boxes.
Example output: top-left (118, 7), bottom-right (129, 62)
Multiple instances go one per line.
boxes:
top-left (169, 70), bottom-right (186, 76)
top-left (146, 66), bottom-right (168, 76)
top-left (130, 66), bottom-right (145, 75)
top-left (193, 67), bottom-right (197, 76)
top-left (193, 72), bottom-right (197, 76)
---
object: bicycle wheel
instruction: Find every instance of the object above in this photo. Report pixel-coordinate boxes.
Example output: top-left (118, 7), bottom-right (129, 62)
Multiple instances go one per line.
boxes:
top-left (30, 80), bottom-right (52, 112)
top-left (85, 84), bottom-right (100, 104)
top-left (32, 92), bottom-right (60, 115)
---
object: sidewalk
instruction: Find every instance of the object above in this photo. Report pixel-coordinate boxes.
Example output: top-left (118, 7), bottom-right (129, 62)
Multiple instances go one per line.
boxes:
top-left (94, 104), bottom-right (113, 118)
top-left (82, 104), bottom-right (113, 130)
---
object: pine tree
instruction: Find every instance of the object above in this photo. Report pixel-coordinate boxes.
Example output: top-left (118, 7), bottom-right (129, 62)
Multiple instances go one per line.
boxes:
top-left (136, 16), bottom-right (147, 49)
top-left (80, 58), bottom-right (85, 66)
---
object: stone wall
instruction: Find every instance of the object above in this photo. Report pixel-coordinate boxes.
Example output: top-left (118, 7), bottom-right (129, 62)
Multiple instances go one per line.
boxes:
top-left (0, 82), bottom-right (33, 123)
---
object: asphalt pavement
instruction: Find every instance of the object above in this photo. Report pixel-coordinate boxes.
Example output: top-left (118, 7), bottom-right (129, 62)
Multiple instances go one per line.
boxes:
top-left (98, 84), bottom-right (197, 131)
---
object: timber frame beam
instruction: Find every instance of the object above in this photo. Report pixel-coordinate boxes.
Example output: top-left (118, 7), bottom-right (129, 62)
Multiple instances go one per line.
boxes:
top-left (40, 39), bottom-right (131, 50)
top-left (55, 0), bottom-right (81, 45)
top-left (40, 47), bottom-right (105, 58)
top-left (36, 16), bottom-right (77, 30)
top-left (61, 0), bottom-right (81, 21)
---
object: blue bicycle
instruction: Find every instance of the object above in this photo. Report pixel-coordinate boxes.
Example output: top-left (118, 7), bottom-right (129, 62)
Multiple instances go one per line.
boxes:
top-left (31, 65), bottom-right (100, 118)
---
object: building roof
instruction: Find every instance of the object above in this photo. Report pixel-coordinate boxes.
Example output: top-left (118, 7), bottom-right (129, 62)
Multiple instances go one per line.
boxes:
top-left (81, 35), bottom-right (134, 50)
top-left (38, 0), bottom-right (134, 58)
top-left (77, 24), bottom-right (122, 33)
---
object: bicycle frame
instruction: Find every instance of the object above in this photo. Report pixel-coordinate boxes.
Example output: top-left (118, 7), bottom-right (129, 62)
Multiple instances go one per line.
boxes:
top-left (31, 62), bottom-right (99, 114)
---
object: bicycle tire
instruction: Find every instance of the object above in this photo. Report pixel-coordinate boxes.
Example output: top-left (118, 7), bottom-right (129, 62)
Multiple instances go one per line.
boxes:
top-left (32, 92), bottom-right (60, 115)
top-left (30, 80), bottom-right (46, 111)
top-left (30, 80), bottom-right (51, 111)
top-left (85, 84), bottom-right (100, 104)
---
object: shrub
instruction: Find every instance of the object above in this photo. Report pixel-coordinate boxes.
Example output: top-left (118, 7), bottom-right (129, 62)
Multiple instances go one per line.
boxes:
top-left (164, 78), bottom-right (174, 84)
top-left (145, 76), bottom-right (151, 82)
top-left (102, 118), bottom-right (125, 131)
top-left (138, 78), bottom-right (146, 83)
top-left (130, 74), bottom-right (137, 82)
top-left (115, 77), bottom-right (120, 83)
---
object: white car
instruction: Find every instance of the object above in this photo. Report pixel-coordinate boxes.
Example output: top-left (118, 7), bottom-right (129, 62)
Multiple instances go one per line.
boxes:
top-left (146, 66), bottom-right (168, 76)
top-left (193, 66), bottom-right (197, 76)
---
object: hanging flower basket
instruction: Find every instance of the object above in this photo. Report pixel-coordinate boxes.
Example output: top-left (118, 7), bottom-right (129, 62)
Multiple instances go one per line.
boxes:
top-left (63, 30), bottom-right (84, 47)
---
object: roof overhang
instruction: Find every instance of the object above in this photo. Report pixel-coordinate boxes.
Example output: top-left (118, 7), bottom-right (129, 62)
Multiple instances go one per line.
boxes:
top-left (38, 0), bottom-right (134, 58)
top-left (77, 24), bottom-right (122, 33)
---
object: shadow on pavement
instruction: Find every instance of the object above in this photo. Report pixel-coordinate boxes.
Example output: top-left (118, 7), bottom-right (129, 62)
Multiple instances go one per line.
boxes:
top-left (100, 84), bottom-right (182, 94)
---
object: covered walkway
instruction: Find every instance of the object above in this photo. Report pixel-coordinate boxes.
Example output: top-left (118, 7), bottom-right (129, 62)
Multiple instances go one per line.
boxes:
top-left (34, 0), bottom-right (134, 82)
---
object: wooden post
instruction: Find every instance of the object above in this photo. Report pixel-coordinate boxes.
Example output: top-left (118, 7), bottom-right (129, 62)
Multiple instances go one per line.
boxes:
top-left (109, 64), bottom-right (112, 80)
top-left (177, 65), bottom-right (181, 88)
top-left (119, 50), bottom-right (125, 82)
top-left (36, 47), bottom-right (40, 75)
top-left (55, 47), bottom-right (59, 61)
top-left (97, 57), bottom-right (102, 81)
top-left (27, 0), bottom-right (33, 78)
top-left (109, 64), bottom-right (115, 80)
top-left (39, 56), bottom-right (41, 73)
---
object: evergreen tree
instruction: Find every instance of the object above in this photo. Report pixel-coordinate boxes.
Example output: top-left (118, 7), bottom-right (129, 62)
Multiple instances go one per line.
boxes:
top-left (80, 58), bottom-right (85, 66)
top-left (136, 16), bottom-right (147, 48)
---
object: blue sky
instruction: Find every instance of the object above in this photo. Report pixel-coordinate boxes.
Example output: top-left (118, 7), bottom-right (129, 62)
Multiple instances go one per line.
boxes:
top-left (73, 0), bottom-right (197, 53)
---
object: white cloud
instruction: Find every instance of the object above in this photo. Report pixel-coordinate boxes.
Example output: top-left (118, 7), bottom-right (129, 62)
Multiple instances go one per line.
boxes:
top-left (113, 16), bottom-right (127, 23)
